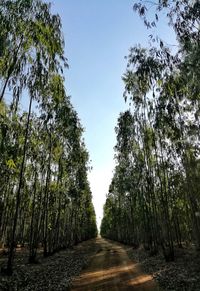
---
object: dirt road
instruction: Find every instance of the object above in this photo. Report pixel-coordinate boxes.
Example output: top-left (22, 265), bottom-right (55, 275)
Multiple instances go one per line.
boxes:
top-left (71, 237), bottom-right (160, 290)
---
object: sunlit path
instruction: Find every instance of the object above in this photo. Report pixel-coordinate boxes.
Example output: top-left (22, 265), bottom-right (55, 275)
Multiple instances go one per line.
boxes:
top-left (71, 237), bottom-right (160, 290)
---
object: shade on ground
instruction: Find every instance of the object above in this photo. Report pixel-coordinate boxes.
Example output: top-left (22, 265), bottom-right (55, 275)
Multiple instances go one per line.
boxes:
top-left (71, 237), bottom-right (160, 291)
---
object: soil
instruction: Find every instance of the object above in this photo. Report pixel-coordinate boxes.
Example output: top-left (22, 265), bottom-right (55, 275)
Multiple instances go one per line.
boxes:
top-left (70, 237), bottom-right (160, 290)
top-left (1, 237), bottom-right (199, 290)
top-left (127, 244), bottom-right (200, 291)
top-left (0, 238), bottom-right (99, 291)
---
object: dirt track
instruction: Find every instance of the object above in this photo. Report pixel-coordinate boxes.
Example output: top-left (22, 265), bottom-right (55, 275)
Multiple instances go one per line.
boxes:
top-left (71, 237), bottom-right (160, 290)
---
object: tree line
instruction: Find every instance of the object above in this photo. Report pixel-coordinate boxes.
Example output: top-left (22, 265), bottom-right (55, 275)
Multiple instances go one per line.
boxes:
top-left (101, 0), bottom-right (200, 261)
top-left (0, 0), bottom-right (97, 275)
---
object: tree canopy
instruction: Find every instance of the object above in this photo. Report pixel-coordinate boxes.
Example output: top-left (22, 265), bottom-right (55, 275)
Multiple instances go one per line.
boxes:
top-left (0, 0), bottom-right (97, 275)
top-left (101, 0), bottom-right (200, 261)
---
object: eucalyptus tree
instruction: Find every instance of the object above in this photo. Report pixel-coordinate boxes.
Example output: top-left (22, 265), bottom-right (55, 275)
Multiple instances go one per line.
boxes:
top-left (0, 75), bottom-right (97, 270)
top-left (0, 0), bottom-right (68, 274)
top-left (0, 0), bottom-right (67, 104)
top-left (101, 0), bottom-right (200, 260)
top-left (132, 0), bottom-right (200, 248)
top-left (0, 0), bottom-right (97, 274)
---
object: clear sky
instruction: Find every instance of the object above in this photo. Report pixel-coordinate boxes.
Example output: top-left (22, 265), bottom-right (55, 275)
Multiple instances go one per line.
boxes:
top-left (50, 0), bottom-right (174, 229)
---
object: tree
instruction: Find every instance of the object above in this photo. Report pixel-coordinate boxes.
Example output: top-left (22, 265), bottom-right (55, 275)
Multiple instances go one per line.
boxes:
top-left (0, 0), bottom-right (97, 274)
top-left (101, 0), bottom-right (200, 260)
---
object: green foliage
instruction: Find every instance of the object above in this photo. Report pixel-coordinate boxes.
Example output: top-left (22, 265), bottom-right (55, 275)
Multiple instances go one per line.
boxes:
top-left (0, 0), bottom-right (97, 273)
top-left (101, 0), bottom-right (200, 259)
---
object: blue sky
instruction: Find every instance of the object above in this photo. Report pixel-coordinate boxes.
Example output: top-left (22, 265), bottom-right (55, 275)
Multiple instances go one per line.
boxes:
top-left (50, 0), bottom-right (175, 228)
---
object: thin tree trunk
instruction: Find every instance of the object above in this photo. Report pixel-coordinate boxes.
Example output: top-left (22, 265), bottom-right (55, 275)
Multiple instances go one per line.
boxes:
top-left (43, 128), bottom-right (52, 257)
top-left (29, 171), bottom-right (38, 263)
top-left (6, 94), bottom-right (33, 275)
top-left (0, 39), bottom-right (22, 103)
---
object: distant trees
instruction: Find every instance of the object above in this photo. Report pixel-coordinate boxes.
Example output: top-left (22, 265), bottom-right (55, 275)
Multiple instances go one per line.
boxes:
top-left (0, 0), bottom-right (97, 275)
top-left (101, 0), bottom-right (200, 261)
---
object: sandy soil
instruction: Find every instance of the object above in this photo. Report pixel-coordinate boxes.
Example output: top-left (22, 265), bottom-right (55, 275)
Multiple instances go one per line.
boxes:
top-left (71, 237), bottom-right (160, 290)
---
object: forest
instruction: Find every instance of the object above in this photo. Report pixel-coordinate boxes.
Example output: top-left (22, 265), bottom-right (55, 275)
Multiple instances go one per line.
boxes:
top-left (101, 0), bottom-right (200, 262)
top-left (0, 0), bottom-right (200, 290)
top-left (0, 0), bottom-right (97, 277)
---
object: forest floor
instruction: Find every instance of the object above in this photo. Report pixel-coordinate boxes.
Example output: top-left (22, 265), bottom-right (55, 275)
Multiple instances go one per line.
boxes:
top-left (0, 237), bottom-right (199, 290)
top-left (71, 237), bottom-right (159, 290)
top-left (0, 238), bottom-right (100, 291)
top-left (127, 243), bottom-right (200, 291)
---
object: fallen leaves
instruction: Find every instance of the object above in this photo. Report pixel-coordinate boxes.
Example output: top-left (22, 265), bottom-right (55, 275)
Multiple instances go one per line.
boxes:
top-left (127, 246), bottom-right (200, 290)
top-left (0, 239), bottom-right (99, 291)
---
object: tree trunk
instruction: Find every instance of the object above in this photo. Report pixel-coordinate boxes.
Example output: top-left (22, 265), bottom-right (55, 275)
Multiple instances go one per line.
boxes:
top-left (6, 94), bottom-right (33, 275)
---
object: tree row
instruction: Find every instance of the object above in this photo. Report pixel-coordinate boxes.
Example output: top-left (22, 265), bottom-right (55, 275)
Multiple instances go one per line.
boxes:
top-left (101, 0), bottom-right (200, 261)
top-left (0, 0), bottom-right (97, 274)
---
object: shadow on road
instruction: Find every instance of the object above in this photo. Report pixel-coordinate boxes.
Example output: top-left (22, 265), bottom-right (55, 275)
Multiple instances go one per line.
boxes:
top-left (71, 237), bottom-right (160, 291)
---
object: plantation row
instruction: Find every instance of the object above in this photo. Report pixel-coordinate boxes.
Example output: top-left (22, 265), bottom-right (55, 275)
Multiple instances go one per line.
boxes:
top-left (101, 0), bottom-right (200, 261)
top-left (0, 0), bottom-right (97, 274)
